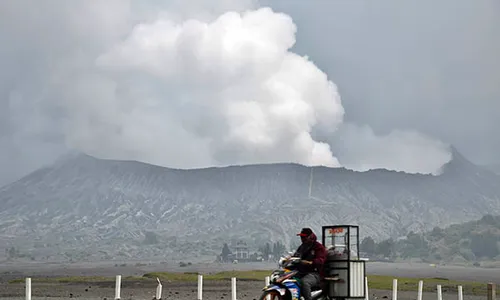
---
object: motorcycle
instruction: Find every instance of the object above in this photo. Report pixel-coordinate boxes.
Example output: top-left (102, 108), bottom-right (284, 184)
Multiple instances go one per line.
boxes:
top-left (258, 255), bottom-right (339, 300)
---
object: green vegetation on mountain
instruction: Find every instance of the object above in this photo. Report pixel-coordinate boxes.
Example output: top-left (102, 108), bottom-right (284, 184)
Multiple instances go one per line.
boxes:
top-left (361, 214), bottom-right (500, 265)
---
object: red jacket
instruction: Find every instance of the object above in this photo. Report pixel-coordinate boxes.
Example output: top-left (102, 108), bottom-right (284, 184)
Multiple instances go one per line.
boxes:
top-left (293, 233), bottom-right (327, 274)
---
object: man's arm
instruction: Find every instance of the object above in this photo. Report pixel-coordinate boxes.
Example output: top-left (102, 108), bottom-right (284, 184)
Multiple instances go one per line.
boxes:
top-left (311, 243), bottom-right (327, 267)
top-left (300, 243), bottom-right (326, 267)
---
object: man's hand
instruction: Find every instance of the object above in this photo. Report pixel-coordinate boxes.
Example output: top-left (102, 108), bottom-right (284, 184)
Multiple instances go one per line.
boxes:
top-left (301, 260), bottom-right (313, 265)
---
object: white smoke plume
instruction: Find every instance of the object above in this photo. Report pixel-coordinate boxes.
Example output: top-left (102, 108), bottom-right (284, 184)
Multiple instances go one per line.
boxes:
top-left (328, 123), bottom-right (452, 175)
top-left (60, 6), bottom-right (344, 168)
top-left (0, 0), bottom-right (455, 181)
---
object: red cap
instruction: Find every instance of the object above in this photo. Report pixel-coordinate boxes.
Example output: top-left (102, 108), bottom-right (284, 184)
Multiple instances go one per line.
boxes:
top-left (297, 228), bottom-right (313, 236)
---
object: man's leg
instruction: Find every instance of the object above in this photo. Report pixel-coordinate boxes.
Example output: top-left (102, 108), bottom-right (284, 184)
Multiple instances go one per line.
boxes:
top-left (300, 273), bottom-right (320, 300)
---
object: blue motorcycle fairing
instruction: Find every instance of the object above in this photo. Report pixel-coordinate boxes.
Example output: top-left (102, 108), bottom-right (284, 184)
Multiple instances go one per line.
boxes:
top-left (283, 280), bottom-right (301, 300)
top-left (263, 284), bottom-right (287, 296)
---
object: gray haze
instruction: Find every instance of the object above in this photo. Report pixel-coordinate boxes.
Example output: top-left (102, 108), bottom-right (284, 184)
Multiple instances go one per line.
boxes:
top-left (0, 0), bottom-right (498, 186)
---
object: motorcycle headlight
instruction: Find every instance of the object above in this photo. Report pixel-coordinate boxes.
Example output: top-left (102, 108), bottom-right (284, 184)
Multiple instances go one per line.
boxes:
top-left (279, 255), bottom-right (291, 266)
top-left (270, 273), bottom-right (280, 283)
top-left (279, 257), bottom-right (286, 266)
top-left (270, 270), bottom-right (283, 283)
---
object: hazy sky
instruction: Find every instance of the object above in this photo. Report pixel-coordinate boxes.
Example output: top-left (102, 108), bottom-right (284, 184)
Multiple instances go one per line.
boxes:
top-left (0, 0), bottom-right (498, 186)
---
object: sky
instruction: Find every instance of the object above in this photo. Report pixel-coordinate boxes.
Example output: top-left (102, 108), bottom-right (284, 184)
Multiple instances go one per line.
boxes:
top-left (0, 0), bottom-right (498, 186)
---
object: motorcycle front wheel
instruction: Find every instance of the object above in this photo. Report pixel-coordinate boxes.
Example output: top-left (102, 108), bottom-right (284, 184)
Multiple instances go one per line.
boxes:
top-left (258, 290), bottom-right (286, 300)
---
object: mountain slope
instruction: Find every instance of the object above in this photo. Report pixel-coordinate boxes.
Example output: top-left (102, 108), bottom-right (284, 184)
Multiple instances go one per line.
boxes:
top-left (481, 163), bottom-right (500, 175)
top-left (1, 148), bottom-right (500, 262)
top-left (365, 214), bottom-right (500, 264)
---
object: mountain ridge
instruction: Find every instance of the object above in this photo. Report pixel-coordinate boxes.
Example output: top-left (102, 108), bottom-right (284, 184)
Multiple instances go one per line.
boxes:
top-left (1, 147), bottom-right (500, 262)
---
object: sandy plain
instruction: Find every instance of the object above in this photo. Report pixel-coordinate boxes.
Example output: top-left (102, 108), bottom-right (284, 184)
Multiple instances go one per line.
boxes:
top-left (0, 261), bottom-right (498, 300)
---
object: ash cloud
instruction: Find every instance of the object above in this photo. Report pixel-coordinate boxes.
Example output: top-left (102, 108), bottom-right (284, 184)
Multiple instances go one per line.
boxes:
top-left (74, 7), bottom-right (344, 168)
top-left (2, 0), bottom-right (497, 185)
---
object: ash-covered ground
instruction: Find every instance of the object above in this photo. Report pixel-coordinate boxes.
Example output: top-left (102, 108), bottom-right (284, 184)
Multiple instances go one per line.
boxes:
top-left (0, 280), bottom-right (488, 300)
top-left (0, 261), bottom-right (498, 300)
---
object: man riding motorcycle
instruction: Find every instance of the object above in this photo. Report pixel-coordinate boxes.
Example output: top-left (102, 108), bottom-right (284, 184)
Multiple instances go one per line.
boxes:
top-left (292, 228), bottom-right (327, 300)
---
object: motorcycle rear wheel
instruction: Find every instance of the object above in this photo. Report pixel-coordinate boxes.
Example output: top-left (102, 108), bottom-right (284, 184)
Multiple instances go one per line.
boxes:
top-left (259, 290), bottom-right (286, 300)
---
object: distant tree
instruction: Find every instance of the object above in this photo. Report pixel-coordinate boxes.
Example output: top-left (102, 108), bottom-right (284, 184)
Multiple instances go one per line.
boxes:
top-left (396, 232), bottom-right (429, 259)
top-left (376, 238), bottom-right (394, 257)
top-left (406, 231), bottom-right (428, 249)
top-left (221, 243), bottom-right (231, 262)
top-left (458, 248), bottom-right (476, 261)
top-left (479, 214), bottom-right (498, 226)
top-left (430, 226), bottom-right (445, 239)
top-left (360, 237), bottom-right (376, 254)
top-left (272, 241), bottom-right (286, 257)
top-left (470, 232), bottom-right (499, 259)
top-left (259, 242), bottom-right (272, 260)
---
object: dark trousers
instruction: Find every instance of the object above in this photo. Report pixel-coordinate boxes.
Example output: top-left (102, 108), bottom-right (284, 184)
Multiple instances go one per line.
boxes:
top-left (299, 272), bottom-right (321, 300)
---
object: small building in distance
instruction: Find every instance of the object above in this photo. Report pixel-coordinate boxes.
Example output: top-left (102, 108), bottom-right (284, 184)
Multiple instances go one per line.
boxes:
top-left (233, 240), bottom-right (250, 260)
top-left (217, 240), bottom-right (262, 263)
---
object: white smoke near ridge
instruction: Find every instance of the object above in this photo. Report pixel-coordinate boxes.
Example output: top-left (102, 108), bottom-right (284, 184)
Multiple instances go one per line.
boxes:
top-left (328, 123), bottom-right (452, 175)
top-left (61, 7), bottom-right (345, 168)
top-left (0, 0), bottom-right (453, 179)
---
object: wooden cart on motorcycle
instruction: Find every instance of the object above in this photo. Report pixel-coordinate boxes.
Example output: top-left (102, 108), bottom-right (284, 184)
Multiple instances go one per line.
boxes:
top-left (260, 225), bottom-right (367, 300)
